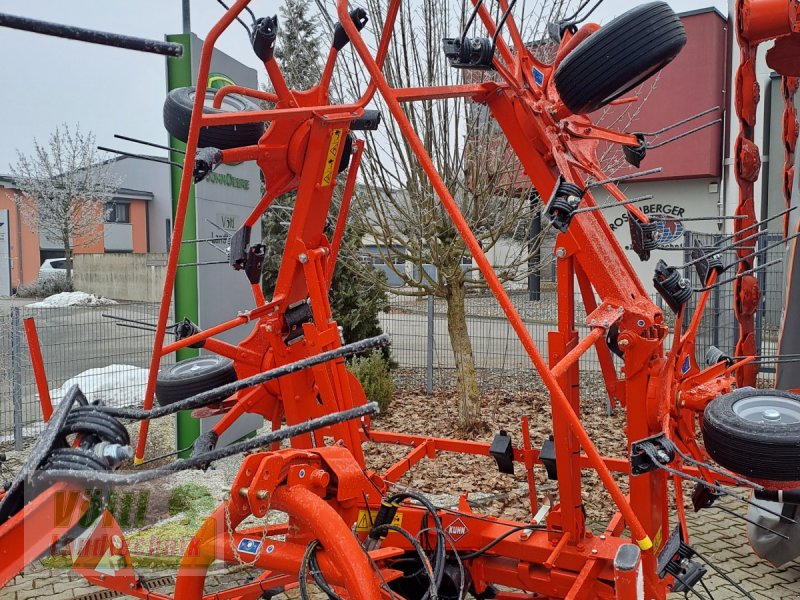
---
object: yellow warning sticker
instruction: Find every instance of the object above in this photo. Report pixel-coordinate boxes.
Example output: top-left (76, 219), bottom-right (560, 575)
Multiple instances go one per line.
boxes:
top-left (355, 509), bottom-right (403, 532)
top-left (652, 527), bottom-right (663, 553)
top-left (321, 129), bottom-right (343, 187)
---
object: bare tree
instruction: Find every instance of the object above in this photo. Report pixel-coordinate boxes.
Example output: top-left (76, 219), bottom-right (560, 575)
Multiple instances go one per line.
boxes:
top-left (10, 124), bottom-right (120, 285)
top-left (313, 0), bottom-right (657, 430)
top-left (312, 0), bottom-right (565, 431)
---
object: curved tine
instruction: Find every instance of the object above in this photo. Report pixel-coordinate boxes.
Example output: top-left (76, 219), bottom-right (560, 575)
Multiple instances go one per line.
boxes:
top-left (638, 106), bottom-right (720, 137)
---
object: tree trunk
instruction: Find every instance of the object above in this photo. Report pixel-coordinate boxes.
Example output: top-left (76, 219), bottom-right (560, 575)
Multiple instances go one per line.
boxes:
top-left (444, 281), bottom-right (482, 431)
top-left (63, 238), bottom-right (72, 288)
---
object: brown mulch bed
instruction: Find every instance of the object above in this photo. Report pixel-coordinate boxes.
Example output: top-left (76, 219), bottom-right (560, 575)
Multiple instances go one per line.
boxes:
top-left (363, 389), bottom-right (629, 526)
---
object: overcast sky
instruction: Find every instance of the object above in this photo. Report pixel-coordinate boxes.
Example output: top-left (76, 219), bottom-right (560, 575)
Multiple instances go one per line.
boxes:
top-left (0, 0), bottom-right (727, 171)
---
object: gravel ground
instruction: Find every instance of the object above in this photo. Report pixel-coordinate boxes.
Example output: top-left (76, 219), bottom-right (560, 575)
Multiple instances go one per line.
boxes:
top-left (2, 387), bottom-right (795, 599)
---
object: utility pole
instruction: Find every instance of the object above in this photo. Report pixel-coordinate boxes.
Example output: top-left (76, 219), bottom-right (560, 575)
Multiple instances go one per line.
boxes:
top-left (182, 0), bottom-right (191, 34)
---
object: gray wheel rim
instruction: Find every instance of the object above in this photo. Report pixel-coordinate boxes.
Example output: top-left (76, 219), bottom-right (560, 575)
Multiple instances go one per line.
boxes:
top-left (732, 394), bottom-right (800, 425)
top-left (172, 357), bottom-right (221, 376)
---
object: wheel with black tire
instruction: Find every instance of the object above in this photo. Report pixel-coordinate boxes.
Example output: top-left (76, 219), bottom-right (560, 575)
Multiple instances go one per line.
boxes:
top-left (155, 355), bottom-right (237, 407)
top-left (702, 389), bottom-right (800, 481)
top-left (163, 87), bottom-right (266, 150)
top-left (553, 2), bottom-right (687, 115)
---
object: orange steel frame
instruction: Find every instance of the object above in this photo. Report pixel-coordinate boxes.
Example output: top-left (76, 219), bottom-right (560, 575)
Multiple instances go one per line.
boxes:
top-left (2, 1), bottom-right (795, 599)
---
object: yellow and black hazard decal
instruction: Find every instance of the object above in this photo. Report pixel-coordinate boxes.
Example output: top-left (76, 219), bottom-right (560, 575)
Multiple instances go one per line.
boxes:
top-left (321, 129), bottom-right (344, 187)
top-left (355, 509), bottom-right (403, 532)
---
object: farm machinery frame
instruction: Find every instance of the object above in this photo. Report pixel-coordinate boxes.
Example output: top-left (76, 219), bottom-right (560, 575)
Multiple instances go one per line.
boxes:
top-left (1, 0), bottom-right (800, 599)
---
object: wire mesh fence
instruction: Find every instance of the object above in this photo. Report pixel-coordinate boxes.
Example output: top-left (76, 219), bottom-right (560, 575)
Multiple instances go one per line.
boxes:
top-left (381, 231), bottom-right (788, 394)
top-left (0, 302), bottom-right (173, 449)
top-left (0, 230), bottom-right (787, 447)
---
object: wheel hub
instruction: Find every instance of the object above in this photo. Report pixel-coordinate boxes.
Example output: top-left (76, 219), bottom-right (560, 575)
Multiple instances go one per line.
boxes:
top-left (732, 394), bottom-right (800, 425)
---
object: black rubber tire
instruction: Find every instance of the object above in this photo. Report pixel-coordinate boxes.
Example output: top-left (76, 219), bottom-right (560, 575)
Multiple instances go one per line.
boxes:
top-left (553, 2), bottom-right (687, 115)
top-left (163, 86), bottom-right (266, 150)
top-left (155, 355), bottom-right (237, 407)
top-left (703, 389), bottom-right (800, 481)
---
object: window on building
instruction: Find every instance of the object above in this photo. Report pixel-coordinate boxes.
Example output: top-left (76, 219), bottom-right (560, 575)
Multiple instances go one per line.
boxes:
top-left (105, 202), bottom-right (130, 224)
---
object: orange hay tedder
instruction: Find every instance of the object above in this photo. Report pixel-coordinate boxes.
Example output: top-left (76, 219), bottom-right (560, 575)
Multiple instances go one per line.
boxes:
top-left (1, 0), bottom-right (800, 598)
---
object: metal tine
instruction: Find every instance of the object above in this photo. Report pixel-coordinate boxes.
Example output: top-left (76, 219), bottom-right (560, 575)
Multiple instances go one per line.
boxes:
top-left (664, 215), bottom-right (745, 222)
top-left (182, 237), bottom-right (229, 244)
top-left (658, 208), bottom-right (795, 252)
top-left (638, 106), bottom-right (720, 137)
top-left (678, 229), bottom-right (764, 270)
top-left (715, 505), bottom-right (790, 541)
top-left (102, 313), bottom-right (178, 330)
top-left (647, 118), bottom-right (723, 150)
top-left (115, 322), bottom-right (177, 336)
top-left (206, 219), bottom-right (231, 235)
top-left (697, 258), bottom-right (782, 292)
top-left (733, 230), bottom-right (800, 266)
top-left (677, 223), bottom-right (792, 271)
top-left (671, 444), bottom-right (766, 491)
top-left (114, 133), bottom-right (186, 155)
top-left (733, 353), bottom-right (800, 359)
top-left (571, 194), bottom-right (654, 215)
top-left (585, 167), bottom-right (663, 189)
top-left (178, 260), bottom-right (229, 268)
top-left (713, 206), bottom-right (796, 247)
top-left (654, 456), bottom-right (794, 522)
top-left (740, 358), bottom-right (800, 365)
top-left (460, 0), bottom-right (484, 44)
top-left (205, 240), bottom-right (230, 256)
top-left (98, 146), bottom-right (183, 168)
top-left (692, 549), bottom-right (758, 600)
top-left (668, 569), bottom-right (711, 600)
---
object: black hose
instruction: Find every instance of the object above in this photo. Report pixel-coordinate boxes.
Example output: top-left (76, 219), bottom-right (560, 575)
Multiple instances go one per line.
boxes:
top-left (460, 525), bottom-right (547, 559)
top-left (388, 491), bottom-right (446, 599)
top-left (31, 402), bottom-right (379, 487)
top-left (374, 524), bottom-right (438, 599)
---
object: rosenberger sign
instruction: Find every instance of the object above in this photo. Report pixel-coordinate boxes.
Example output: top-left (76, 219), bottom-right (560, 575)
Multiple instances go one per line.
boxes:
top-left (608, 203), bottom-right (687, 248)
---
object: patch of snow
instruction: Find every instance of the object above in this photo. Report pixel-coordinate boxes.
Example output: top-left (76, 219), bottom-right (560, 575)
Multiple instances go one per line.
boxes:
top-left (27, 291), bottom-right (118, 308)
top-left (49, 364), bottom-right (148, 408)
top-left (0, 423), bottom-right (47, 444)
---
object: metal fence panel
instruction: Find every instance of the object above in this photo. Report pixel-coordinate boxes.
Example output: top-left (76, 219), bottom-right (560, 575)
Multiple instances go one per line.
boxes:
top-left (382, 231), bottom-right (787, 394)
top-left (0, 302), bottom-right (173, 447)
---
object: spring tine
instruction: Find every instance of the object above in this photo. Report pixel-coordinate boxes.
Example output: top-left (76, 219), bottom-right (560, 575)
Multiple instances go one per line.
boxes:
top-left (571, 194), bottom-right (654, 214)
top-left (102, 313), bottom-right (163, 327)
top-left (115, 322), bottom-right (177, 336)
top-left (585, 167), bottom-right (663, 189)
top-left (114, 133), bottom-right (185, 154)
top-left (716, 506), bottom-right (790, 540)
top-left (734, 230), bottom-right (800, 265)
top-left (177, 260), bottom-right (229, 268)
top-left (97, 146), bottom-right (183, 168)
top-left (692, 549), bottom-right (758, 600)
top-left (205, 240), bottom-right (230, 256)
top-left (656, 461), bottom-right (795, 523)
top-left (733, 354), bottom-right (800, 359)
top-left (669, 215), bottom-right (745, 222)
top-left (182, 237), bottom-right (228, 244)
top-left (670, 443), bottom-right (765, 491)
top-left (678, 229), bottom-right (763, 271)
top-left (696, 258), bottom-right (781, 292)
top-left (205, 219), bottom-right (232, 235)
top-left (638, 106), bottom-right (720, 137)
top-left (669, 571), bottom-right (710, 600)
top-left (647, 119), bottom-right (723, 150)
top-left (714, 207), bottom-right (796, 246)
